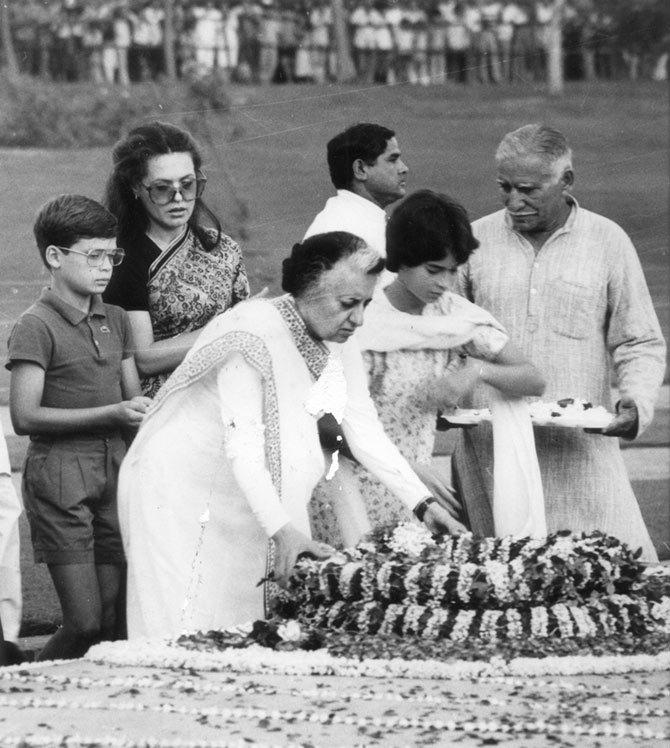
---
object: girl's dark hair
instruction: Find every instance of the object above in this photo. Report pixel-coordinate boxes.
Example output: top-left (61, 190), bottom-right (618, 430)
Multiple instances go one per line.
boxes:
top-left (385, 189), bottom-right (479, 272)
top-left (282, 231), bottom-right (384, 297)
top-left (104, 121), bottom-right (221, 251)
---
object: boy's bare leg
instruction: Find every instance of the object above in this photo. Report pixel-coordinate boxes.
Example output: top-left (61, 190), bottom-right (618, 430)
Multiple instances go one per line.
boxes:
top-left (38, 563), bottom-right (103, 661)
top-left (0, 618), bottom-right (25, 665)
top-left (112, 566), bottom-right (127, 640)
top-left (96, 563), bottom-right (124, 640)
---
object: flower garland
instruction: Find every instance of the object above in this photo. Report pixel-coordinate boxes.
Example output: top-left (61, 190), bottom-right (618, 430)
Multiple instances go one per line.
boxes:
top-left (85, 638), bottom-right (670, 680)
top-left (297, 592), bottom-right (670, 642)
top-left (2, 694), bottom-right (666, 744)
top-left (2, 668), bottom-right (668, 710)
top-left (287, 527), bottom-right (661, 616)
top-left (280, 525), bottom-right (670, 649)
top-left (0, 735), bottom-right (280, 748)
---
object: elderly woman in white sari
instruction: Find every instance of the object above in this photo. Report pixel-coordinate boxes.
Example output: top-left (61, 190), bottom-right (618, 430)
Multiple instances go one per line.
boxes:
top-left (119, 231), bottom-right (461, 640)
top-left (310, 191), bottom-right (546, 548)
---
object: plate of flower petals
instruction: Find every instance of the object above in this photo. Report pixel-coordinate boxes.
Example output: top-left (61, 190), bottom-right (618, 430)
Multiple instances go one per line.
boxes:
top-left (437, 399), bottom-right (615, 429)
top-left (528, 398), bottom-right (615, 429)
top-left (438, 407), bottom-right (492, 426)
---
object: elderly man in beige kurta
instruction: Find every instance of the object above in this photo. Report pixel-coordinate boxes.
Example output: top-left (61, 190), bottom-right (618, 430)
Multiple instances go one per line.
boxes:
top-left (454, 124), bottom-right (665, 561)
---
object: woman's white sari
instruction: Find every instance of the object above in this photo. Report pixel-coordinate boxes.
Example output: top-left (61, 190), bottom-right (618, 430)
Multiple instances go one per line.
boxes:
top-left (120, 294), bottom-right (434, 639)
top-left (119, 297), bottom-right (327, 639)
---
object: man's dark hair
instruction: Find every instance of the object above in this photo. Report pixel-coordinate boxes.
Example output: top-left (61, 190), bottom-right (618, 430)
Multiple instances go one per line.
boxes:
top-left (385, 189), bottom-right (479, 272)
top-left (282, 231), bottom-right (384, 297)
top-left (33, 194), bottom-right (117, 269)
top-left (327, 123), bottom-right (395, 190)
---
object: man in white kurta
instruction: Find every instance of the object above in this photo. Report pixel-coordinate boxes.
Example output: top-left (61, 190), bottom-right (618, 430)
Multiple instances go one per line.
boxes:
top-left (305, 188), bottom-right (388, 259)
top-left (454, 123), bottom-right (665, 561)
top-left (303, 122), bottom-right (407, 260)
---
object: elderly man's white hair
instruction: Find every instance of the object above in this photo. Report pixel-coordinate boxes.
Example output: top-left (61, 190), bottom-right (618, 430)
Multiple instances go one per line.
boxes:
top-left (495, 124), bottom-right (573, 177)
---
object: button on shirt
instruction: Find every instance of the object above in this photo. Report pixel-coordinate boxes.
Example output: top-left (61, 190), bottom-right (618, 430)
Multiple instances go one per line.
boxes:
top-left (6, 289), bottom-right (134, 411)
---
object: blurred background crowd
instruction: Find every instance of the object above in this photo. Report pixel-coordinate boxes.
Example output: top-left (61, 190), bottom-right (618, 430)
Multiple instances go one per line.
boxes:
top-left (5, 0), bottom-right (669, 87)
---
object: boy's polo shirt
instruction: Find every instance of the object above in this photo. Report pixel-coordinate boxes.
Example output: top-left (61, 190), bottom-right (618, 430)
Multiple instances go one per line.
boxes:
top-left (6, 288), bottom-right (133, 410)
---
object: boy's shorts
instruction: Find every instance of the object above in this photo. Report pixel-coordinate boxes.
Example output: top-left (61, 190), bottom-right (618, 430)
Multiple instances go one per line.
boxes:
top-left (22, 434), bottom-right (127, 565)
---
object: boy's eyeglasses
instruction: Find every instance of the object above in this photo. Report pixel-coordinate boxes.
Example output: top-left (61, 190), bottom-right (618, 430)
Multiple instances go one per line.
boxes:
top-left (55, 247), bottom-right (126, 267)
top-left (141, 175), bottom-right (207, 205)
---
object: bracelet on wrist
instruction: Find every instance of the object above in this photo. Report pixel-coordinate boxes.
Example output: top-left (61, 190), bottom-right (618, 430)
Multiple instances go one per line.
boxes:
top-left (413, 496), bottom-right (437, 522)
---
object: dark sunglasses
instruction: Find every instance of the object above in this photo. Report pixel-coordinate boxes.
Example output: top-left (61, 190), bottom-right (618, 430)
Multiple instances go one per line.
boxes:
top-left (141, 175), bottom-right (207, 205)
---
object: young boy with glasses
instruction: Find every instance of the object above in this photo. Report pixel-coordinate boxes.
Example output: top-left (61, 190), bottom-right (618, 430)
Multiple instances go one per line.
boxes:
top-left (6, 194), bottom-right (151, 661)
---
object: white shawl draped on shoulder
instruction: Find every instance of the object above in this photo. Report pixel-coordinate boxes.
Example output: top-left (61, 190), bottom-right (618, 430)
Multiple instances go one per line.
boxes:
top-left (119, 298), bottom-right (326, 638)
top-left (358, 288), bottom-right (546, 539)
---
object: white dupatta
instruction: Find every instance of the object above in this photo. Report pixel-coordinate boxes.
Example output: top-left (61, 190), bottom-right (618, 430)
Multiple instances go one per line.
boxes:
top-left (358, 288), bottom-right (546, 539)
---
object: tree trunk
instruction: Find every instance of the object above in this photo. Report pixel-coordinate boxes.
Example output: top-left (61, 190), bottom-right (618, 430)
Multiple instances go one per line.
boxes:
top-left (0, 1), bottom-right (20, 78)
top-left (331, 0), bottom-right (356, 82)
top-left (163, 0), bottom-right (177, 79)
top-left (547, 0), bottom-right (564, 95)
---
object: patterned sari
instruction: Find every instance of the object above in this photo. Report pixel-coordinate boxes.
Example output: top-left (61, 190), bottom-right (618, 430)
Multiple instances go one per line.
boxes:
top-left (143, 227), bottom-right (250, 397)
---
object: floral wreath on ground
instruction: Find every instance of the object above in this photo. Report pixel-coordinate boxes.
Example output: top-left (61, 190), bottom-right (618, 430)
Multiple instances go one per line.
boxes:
top-left (176, 523), bottom-right (670, 664)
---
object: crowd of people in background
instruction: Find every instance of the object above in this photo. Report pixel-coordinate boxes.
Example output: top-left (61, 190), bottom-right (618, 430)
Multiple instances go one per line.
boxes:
top-left (9, 0), bottom-right (669, 88)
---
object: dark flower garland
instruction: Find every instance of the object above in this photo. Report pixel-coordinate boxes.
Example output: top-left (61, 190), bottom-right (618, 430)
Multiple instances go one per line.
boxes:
top-left (292, 594), bottom-right (668, 641)
top-left (266, 526), bottom-right (670, 645)
top-left (177, 626), bottom-right (670, 665)
top-left (281, 527), bottom-right (665, 614)
top-left (175, 525), bottom-right (669, 661)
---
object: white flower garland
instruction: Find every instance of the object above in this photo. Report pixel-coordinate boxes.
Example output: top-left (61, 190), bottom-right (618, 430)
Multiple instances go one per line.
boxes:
top-left (530, 606), bottom-right (549, 638)
top-left (0, 694), bottom-right (666, 744)
top-left (300, 595), bottom-right (670, 642)
top-left (450, 609), bottom-right (476, 641)
top-left (378, 603), bottom-right (403, 636)
top-left (297, 526), bottom-right (661, 614)
top-left (401, 603), bottom-right (424, 636)
top-left (480, 610), bottom-right (503, 642)
top-left (456, 562), bottom-right (478, 604)
top-left (4, 668), bottom-right (667, 706)
top-left (388, 523), bottom-right (435, 556)
top-left (82, 638), bottom-right (670, 681)
top-left (553, 603), bottom-right (575, 638)
top-left (429, 563), bottom-right (451, 605)
top-left (403, 563), bottom-right (423, 604)
top-left (338, 561), bottom-right (362, 600)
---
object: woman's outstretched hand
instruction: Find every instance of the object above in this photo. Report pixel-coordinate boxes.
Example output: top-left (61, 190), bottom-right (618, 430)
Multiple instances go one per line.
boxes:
top-left (422, 503), bottom-right (467, 536)
top-left (411, 462), bottom-right (461, 517)
top-left (271, 524), bottom-right (335, 588)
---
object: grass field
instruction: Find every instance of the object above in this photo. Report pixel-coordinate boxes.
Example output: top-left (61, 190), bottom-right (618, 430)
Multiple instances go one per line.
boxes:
top-left (1, 79), bottom-right (668, 390)
top-left (2, 79), bottom-right (668, 637)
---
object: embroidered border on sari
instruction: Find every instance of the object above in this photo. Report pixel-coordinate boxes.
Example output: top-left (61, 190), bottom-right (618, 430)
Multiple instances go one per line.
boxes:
top-left (148, 228), bottom-right (189, 280)
top-left (148, 296), bottom-right (331, 617)
top-left (150, 328), bottom-right (283, 615)
top-left (272, 294), bottom-right (330, 381)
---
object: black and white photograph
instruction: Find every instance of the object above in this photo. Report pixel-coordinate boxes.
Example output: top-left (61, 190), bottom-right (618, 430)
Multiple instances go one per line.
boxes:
top-left (0, 0), bottom-right (668, 744)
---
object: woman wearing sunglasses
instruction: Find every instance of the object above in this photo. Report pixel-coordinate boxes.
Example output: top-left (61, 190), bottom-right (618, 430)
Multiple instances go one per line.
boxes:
top-left (103, 121), bottom-right (250, 397)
